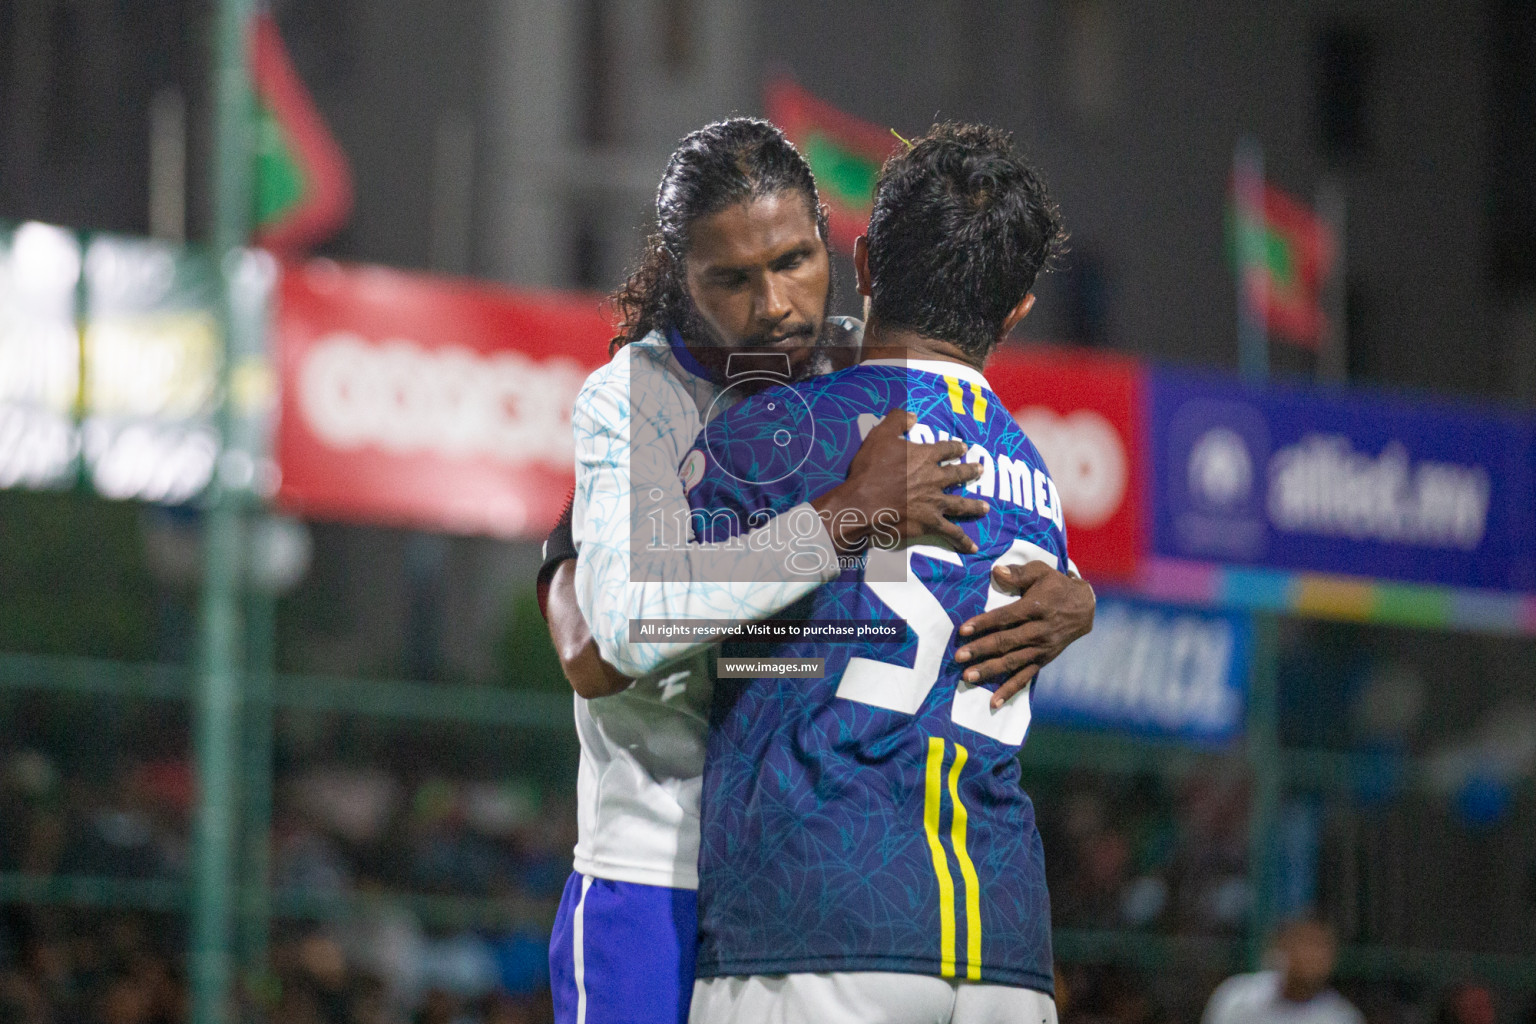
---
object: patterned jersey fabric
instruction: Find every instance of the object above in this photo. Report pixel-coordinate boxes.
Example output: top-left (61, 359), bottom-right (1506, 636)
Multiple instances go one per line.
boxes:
top-left (685, 357), bottom-right (1068, 991)
top-left (565, 324), bottom-right (853, 889)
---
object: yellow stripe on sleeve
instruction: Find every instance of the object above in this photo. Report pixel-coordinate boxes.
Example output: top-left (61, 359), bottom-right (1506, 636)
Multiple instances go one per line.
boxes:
top-left (947, 742), bottom-right (983, 980)
top-left (968, 383), bottom-right (988, 423)
top-left (945, 376), bottom-right (966, 415)
top-left (923, 737), bottom-right (957, 978)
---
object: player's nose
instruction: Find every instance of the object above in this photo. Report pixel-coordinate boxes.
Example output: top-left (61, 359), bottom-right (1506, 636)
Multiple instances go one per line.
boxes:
top-left (753, 275), bottom-right (793, 324)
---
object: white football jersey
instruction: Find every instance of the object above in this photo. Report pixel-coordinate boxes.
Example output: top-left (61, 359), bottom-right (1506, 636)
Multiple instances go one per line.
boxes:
top-left (1202, 972), bottom-right (1364, 1024)
top-left (568, 327), bottom-right (850, 889)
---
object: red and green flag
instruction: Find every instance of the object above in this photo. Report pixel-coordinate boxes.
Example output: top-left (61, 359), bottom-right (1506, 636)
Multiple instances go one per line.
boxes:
top-left (766, 79), bottom-right (900, 251)
top-left (250, 11), bottom-right (353, 253)
top-left (1229, 178), bottom-right (1335, 349)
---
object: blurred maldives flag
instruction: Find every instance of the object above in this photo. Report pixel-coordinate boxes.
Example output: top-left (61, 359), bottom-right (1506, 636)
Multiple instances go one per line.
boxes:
top-left (766, 79), bottom-right (901, 252)
top-left (250, 9), bottom-right (353, 253)
top-left (1228, 177), bottom-right (1335, 349)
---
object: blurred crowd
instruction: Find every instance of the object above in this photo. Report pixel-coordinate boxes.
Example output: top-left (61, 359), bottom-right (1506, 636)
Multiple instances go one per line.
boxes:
top-left (1, 747), bottom-right (1532, 1024)
top-left (1056, 959), bottom-right (1534, 1024)
top-left (1036, 770), bottom-right (1251, 935)
top-left (0, 906), bottom-right (551, 1024)
top-left (0, 740), bottom-right (576, 895)
top-left (0, 744), bottom-right (569, 1023)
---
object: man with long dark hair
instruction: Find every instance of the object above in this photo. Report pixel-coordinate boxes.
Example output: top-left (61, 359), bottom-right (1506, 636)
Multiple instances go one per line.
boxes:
top-left (538, 118), bottom-right (1095, 1024)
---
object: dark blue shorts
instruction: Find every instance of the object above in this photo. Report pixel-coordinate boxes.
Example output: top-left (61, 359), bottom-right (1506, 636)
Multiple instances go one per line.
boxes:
top-left (548, 872), bottom-right (698, 1024)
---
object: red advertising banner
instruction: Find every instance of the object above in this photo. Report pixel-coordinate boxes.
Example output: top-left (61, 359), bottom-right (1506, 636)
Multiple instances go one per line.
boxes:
top-left (275, 260), bottom-right (612, 538)
top-left (985, 345), bottom-right (1145, 581)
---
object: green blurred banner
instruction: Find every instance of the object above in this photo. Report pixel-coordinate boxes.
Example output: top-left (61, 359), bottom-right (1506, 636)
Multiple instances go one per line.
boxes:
top-left (83, 233), bottom-right (221, 503)
top-left (0, 221), bottom-right (82, 490)
top-left (0, 221), bottom-right (277, 506)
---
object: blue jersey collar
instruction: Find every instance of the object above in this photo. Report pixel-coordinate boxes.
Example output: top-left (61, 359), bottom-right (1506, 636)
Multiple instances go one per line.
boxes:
top-left (665, 326), bottom-right (721, 384)
top-left (862, 356), bottom-right (994, 394)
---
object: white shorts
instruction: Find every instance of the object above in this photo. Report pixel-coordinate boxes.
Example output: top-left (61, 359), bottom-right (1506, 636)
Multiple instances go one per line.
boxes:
top-left (689, 972), bottom-right (1058, 1024)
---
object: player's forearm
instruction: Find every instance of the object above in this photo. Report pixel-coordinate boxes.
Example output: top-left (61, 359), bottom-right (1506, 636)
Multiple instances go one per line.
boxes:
top-left (572, 370), bottom-right (841, 676)
top-left (547, 560), bottom-right (632, 699)
top-left (577, 506), bottom-right (838, 677)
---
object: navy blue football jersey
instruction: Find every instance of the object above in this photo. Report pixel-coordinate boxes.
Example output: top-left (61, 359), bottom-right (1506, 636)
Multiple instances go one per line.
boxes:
top-left (684, 357), bottom-right (1068, 992)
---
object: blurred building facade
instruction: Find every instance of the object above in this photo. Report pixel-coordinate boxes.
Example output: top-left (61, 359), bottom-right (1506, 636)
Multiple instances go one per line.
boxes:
top-left (5, 0), bottom-right (1535, 397)
top-left (275, 0), bottom-right (1532, 399)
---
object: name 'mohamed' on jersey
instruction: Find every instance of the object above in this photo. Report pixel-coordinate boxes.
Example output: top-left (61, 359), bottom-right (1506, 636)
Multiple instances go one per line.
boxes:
top-left (684, 357), bottom-right (1068, 992)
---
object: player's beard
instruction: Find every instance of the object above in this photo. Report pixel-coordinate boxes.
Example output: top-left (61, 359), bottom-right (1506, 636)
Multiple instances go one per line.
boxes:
top-left (790, 321), bottom-right (840, 381)
top-left (791, 256), bottom-right (842, 380)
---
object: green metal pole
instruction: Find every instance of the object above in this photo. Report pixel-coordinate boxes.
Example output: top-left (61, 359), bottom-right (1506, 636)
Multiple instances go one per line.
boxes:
top-left (239, 586), bottom-right (275, 987)
top-left (193, 0), bottom-right (255, 1021)
top-left (191, 476), bottom-right (245, 1024)
top-left (1245, 612), bottom-right (1282, 968)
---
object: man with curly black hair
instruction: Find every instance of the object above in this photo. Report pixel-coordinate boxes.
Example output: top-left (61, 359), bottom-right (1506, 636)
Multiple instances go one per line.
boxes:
top-left (684, 123), bottom-right (1072, 1023)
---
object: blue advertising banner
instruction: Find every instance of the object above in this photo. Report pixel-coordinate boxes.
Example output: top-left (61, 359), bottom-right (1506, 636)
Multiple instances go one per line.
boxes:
top-left (1148, 369), bottom-right (1536, 592)
top-left (1034, 597), bottom-right (1251, 745)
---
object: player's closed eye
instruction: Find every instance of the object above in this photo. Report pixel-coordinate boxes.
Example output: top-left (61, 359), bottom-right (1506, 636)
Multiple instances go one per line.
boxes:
top-left (770, 249), bottom-right (810, 272)
top-left (706, 270), bottom-right (750, 290)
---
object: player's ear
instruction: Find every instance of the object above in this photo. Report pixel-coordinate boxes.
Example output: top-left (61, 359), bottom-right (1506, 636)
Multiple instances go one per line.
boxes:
top-left (853, 236), bottom-right (873, 297)
top-left (1000, 292), bottom-right (1035, 337)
